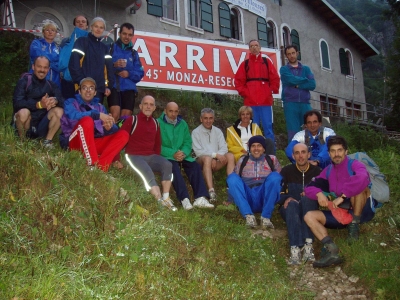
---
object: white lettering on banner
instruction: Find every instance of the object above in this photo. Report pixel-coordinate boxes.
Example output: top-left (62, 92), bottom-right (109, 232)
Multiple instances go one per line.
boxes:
top-left (226, 50), bottom-right (247, 74)
top-left (187, 45), bottom-right (207, 71)
top-left (166, 71), bottom-right (233, 87)
top-left (213, 48), bottom-right (220, 73)
top-left (224, 0), bottom-right (266, 18)
top-left (135, 38), bottom-right (153, 65)
top-left (160, 41), bottom-right (181, 68)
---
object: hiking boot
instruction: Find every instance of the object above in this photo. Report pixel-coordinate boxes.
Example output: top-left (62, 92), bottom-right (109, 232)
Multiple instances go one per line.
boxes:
top-left (261, 217), bottom-right (274, 229)
top-left (347, 222), bottom-right (360, 241)
top-left (245, 214), bottom-right (257, 228)
top-left (193, 197), bottom-right (214, 208)
top-left (158, 197), bottom-right (178, 211)
top-left (313, 243), bottom-right (343, 268)
top-left (181, 198), bottom-right (193, 210)
top-left (301, 241), bottom-right (315, 262)
top-left (42, 139), bottom-right (54, 149)
top-left (209, 190), bottom-right (217, 202)
top-left (288, 246), bottom-right (301, 265)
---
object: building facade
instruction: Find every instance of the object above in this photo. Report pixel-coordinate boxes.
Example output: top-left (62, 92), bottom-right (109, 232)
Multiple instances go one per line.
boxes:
top-left (6, 0), bottom-right (378, 120)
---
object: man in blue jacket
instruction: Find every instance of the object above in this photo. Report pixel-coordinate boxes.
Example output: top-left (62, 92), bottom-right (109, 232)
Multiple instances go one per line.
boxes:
top-left (280, 45), bottom-right (316, 141)
top-left (108, 23), bottom-right (144, 121)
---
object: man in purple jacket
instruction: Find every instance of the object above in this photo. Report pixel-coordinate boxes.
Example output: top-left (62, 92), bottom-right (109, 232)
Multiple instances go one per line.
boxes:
top-left (304, 136), bottom-right (377, 268)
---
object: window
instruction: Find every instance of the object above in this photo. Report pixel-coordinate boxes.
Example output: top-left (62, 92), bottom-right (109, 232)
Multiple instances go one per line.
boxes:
top-left (200, 0), bottom-right (213, 32)
top-left (320, 39), bottom-right (330, 70)
top-left (273, 0), bottom-right (282, 5)
top-left (339, 48), bottom-right (354, 76)
top-left (148, 0), bottom-right (163, 17)
top-left (290, 29), bottom-right (301, 60)
top-left (218, 2), bottom-right (231, 38)
top-left (320, 95), bottom-right (339, 117)
top-left (257, 17), bottom-right (268, 47)
top-left (188, 0), bottom-right (199, 27)
top-left (163, 0), bottom-right (177, 21)
top-left (230, 8), bottom-right (239, 40)
top-left (267, 21), bottom-right (277, 48)
top-left (346, 102), bottom-right (362, 119)
top-left (282, 26), bottom-right (291, 49)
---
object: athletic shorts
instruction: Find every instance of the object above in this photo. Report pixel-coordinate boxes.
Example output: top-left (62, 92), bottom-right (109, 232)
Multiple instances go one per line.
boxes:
top-left (107, 88), bottom-right (137, 111)
top-left (13, 112), bottom-right (49, 138)
top-left (323, 196), bottom-right (377, 229)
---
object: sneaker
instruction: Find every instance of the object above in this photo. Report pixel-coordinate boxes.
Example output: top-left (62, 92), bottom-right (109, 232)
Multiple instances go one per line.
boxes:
top-left (209, 190), bottom-right (217, 202)
top-left (181, 198), bottom-right (193, 210)
top-left (288, 246), bottom-right (301, 265)
top-left (158, 197), bottom-right (178, 211)
top-left (302, 242), bottom-right (315, 262)
top-left (347, 222), bottom-right (360, 241)
top-left (245, 214), bottom-right (257, 228)
top-left (42, 139), bottom-right (54, 149)
top-left (261, 217), bottom-right (274, 229)
top-left (193, 197), bottom-right (214, 208)
top-left (313, 243), bottom-right (343, 268)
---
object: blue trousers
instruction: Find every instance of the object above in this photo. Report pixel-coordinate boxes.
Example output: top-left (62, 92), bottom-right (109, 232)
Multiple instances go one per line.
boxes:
top-left (227, 172), bottom-right (282, 218)
top-left (170, 160), bottom-right (209, 202)
top-left (251, 105), bottom-right (274, 142)
top-left (279, 196), bottom-right (319, 247)
top-left (284, 102), bottom-right (312, 142)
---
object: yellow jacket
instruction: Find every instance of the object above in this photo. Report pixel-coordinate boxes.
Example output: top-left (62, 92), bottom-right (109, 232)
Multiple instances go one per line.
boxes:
top-left (226, 120), bottom-right (263, 162)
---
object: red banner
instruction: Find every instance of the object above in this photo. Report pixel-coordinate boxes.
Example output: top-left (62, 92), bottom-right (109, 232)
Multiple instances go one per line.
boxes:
top-left (132, 31), bottom-right (281, 94)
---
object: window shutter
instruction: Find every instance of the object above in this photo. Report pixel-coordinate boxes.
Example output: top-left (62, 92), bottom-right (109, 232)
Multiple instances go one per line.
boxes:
top-left (148, 0), bottom-right (163, 17)
top-left (339, 48), bottom-right (349, 75)
top-left (218, 2), bottom-right (231, 38)
top-left (290, 29), bottom-right (301, 60)
top-left (201, 0), bottom-right (213, 32)
top-left (257, 17), bottom-right (268, 47)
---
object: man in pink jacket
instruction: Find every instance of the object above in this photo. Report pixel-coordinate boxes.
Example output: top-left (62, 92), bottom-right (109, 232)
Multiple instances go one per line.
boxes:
top-left (304, 136), bottom-right (377, 268)
top-left (234, 40), bottom-right (280, 143)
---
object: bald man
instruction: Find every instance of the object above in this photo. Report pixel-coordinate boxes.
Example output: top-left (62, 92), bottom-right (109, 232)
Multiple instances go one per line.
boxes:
top-left (278, 143), bottom-right (321, 265)
top-left (158, 102), bottom-right (213, 209)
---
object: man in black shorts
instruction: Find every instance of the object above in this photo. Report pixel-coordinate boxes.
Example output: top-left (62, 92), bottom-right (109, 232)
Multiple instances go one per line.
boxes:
top-left (108, 22), bottom-right (144, 121)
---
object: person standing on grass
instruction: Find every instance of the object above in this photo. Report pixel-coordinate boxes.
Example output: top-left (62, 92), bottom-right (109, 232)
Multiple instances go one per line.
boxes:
top-left (12, 56), bottom-right (64, 148)
top-left (279, 143), bottom-right (321, 265)
top-left (60, 77), bottom-right (128, 172)
top-left (69, 17), bottom-right (114, 104)
top-left (304, 136), bottom-right (379, 268)
top-left (191, 108), bottom-right (235, 203)
top-left (227, 135), bottom-right (282, 229)
top-left (120, 95), bottom-right (177, 211)
top-left (158, 102), bottom-right (213, 210)
top-left (108, 22), bottom-right (144, 121)
top-left (280, 45), bottom-right (316, 142)
top-left (234, 39), bottom-right (280, 143)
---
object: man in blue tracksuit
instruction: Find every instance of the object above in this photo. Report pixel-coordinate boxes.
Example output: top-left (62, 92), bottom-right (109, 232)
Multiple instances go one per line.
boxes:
top-left (280, 45), bottom-right (316, 141)
top-left (108, 22), bottom-right (144, 121)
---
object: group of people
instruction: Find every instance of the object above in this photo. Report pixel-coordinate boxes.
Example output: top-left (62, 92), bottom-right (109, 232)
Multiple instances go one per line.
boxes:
top-left (12, 24), bottom-right (380, 269)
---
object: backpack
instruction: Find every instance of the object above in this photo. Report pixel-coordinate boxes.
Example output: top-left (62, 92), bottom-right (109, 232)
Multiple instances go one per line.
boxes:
top-left (244, 56), bottom-right (270, 83)
top-left (238, 154), bottom-right (274, 178)
top-left (304, 126), bottom-right (325, 147)
top-left (20, 73), bottom-right (53, 92)
top-left (325, 152), bottom-right (390, 203)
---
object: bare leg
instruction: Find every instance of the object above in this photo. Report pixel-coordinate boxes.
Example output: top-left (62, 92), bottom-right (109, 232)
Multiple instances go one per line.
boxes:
top-left (121, 109), bottom-right (133, 117)
top-left (304, 210), bottom-right (328, 241)
top-left (109, 106), bottom-right (121, 122)
top-left (14, 109), bottom-right (31, 138)
top-left (225, 153), bottom-right (235, 175)
top-left (197, 156), bottom-right (214, 190)
top-left (46, 107), bottom-right (63, 140)
top-left (161, 180), bottom-right (172, 194)
top-left (350, 187), bottom-right (369, 217)
top-left (150, 185), bottom-right (162, 200)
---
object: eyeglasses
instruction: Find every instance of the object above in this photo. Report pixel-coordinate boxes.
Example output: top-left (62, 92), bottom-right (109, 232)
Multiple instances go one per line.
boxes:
top-left (81, 86), bottom-right (95, 91)
top-left (250, 45), bottom-right (260, 48)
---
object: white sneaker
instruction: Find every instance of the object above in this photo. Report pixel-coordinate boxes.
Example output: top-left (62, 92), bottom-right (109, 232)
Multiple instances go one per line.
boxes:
top-left (288, 246), bottom-right (301, 265)
top-left (181, 198), bottom-right (193, 210)
top-left (245, 214), bottom-right (257, 228)
top-left (301, 241), bottom-right (315, 262)
top-left (193, 197), bottom-right (214, 208)
top-left (158, 197), bottom-right (178, 211)
top-left (261, 217), bottom-right (274, 229)
top-left (209, 190), bottom-right (217, 202)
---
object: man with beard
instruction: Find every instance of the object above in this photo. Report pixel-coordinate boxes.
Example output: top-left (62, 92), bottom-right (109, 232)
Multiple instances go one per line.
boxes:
top-left (12, 56), bottom-right (64, 147)
top-left (280, 45), bottom-right (316, 141)
top-left (279, 143), bottom-right (321, 265)
top-left (304, 136), bottom-right (378, 268)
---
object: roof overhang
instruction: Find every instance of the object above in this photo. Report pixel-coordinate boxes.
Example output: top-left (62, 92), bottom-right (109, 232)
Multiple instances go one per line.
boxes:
top-left (100, 0), bottom-right (137, 9)
top-left (304, 0), bottom-right (379, 58)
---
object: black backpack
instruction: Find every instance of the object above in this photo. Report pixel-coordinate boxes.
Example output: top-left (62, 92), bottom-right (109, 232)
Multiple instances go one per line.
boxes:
top-left (304, 126), bottom-right (325, 147)
top-left (244, 56), bottom-right (270, 83)
top-left (238, 154), bottom-right (274, 177)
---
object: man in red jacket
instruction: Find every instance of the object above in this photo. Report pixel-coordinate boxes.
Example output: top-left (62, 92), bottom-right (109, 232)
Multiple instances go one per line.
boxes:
top-left (234, 40), bottom-right (280, 143)
top-left (121, 95), bottom-right (177, 211)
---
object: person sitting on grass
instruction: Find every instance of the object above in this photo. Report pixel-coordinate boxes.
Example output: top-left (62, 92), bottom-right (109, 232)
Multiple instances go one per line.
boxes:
top-left (60, 77), bottom-right (129, 172)
top-left (304, 136), bottom-right (379, 268)
top-left (227, 135), bottom-right (282, 229)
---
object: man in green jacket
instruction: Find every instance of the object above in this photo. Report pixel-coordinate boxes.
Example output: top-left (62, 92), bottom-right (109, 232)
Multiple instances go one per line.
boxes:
top-left (158, 102), bottom-right (214, 210)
